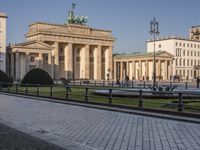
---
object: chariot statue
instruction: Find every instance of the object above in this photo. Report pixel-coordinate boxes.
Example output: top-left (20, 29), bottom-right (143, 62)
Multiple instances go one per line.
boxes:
top-left (67, 2), bottom-right (88, 25)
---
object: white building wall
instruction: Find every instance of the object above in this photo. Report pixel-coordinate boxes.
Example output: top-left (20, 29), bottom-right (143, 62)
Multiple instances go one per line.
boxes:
top-left (147, 38), bottom-right (200, 79)
top-left (0, 13), bottom-right (7, 72)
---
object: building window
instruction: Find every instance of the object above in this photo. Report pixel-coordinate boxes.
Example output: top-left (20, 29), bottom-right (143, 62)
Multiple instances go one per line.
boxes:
top-left (183, 70), bottom-right (185, 78)
top-left (187, 50), bottom-right (189, 56)
top-left (183, 50), bottom-right (185, 56)
top-left (179, 43), bottom-right (182, 47)
top-left (60, 47), bottom-right (64, 54)
top-left (194, 44), bottom-right (196, 48)
top-left (191, 70), bottom-right (193, 77)
top-left (187, 59), bottom-right (189, 66)
top-left (198, 51), bottom-right (200, 57)
top-left (176, 42), bottom-right (178, 46)
top-left (191, 60), bottom-right (193, 66)
top-left (176, 59), bottom-right (178, 65)
top-left (191, 51), bottom-right (193, 56)
top-left (179, 59), bottom-right (182, 66)
top-left (191, 44), bottom-right (193, 48)
top-left (45, 55), bottom-right (48, 61)
top-left (183, 59), bottom-right (185, 66)
top-left (159, 44), bottom-right (161, 48)
top-left (183, 43), bottom-right (185, 47)
top-left (30, 56), bottom-right (35, 62)
top-left (194, 51), bottom-right (196, 57)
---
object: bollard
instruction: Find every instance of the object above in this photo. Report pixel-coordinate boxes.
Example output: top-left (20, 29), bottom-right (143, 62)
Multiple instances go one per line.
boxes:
top-left (66, 86), bottom-right (70, 99)
top-left (143, 81), bottom-right (146, 88)
top-left (178, 92), bottom-right (183, 112)
top-left (132, 80), bottom-right (134, 88)
top-left (37, 84), bottom-right (40, 96)
top-left (95, 81), bottom-right (97, 87)
top-left (50, 85), bottom-right (53, 97)
top-left (112, 81), bottom-right (114, 87)
top-left (16, 83), bottom-right (18, 93)
top-left (185, 82), bottom-right (188, 89)
top-left (139, 90), bottom-right (143, 107)
top-left (103, 80), bottom-right (105, 87)
top-left (25, 83), bottom-right (28, 95)
top-left (85, 87), bottom-right (89, 101)
top-left (0, 82), bottom-right (2, 91)
top-left (109, 89), bottom-right (112, 104)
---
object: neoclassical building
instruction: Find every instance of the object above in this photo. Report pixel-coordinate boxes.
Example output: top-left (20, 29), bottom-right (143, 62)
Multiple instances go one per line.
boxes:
top-left (7, 7), bottom-right (115, 80)
top-left (147, 26), bottom-right (200, 80)
top-left (113, 51), bottom-right (174, 81)
top-left (0, 12), bottom-right (7, 72)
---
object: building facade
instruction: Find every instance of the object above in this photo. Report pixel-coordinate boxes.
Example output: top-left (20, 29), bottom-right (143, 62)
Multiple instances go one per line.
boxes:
top-left (7, 22), bottom-right (115, 81)
top-left (147, 37), bottom-right (200, 80)
top-left (0, 12), bottom-right (7, 72)
top-left (113, 51), bottom-right (173, 81)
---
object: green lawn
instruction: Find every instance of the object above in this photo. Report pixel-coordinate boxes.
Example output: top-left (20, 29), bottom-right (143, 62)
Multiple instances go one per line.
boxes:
top-left (2, 85), bottom-right (200, 114)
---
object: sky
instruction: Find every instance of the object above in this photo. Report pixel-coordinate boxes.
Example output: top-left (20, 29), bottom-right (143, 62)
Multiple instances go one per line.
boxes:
top-left (1, 0), bottom-right (200, 54)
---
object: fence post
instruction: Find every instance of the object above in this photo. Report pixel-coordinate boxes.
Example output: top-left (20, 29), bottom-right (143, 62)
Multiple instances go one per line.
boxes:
top-left (185, 82), bottom-right (188, 89)
top-left (85, 87), bottom-right (89, 101)
top-left (132, 80), bottom-right (134, 88)
top-left (80, 80), bottom-right (82, 86)
top-left (16, 83), bottom-right (18, 93)
top-left (66, 86), bottom-right (70, 99)
top-left (37, 84), bottom-right (40, 96)
top-left (50, 85), bottom-right (53, 97)
top-left (25, 83), bottom-right (28, 95)
top-left (178, 92), bottom-right (183, 112)
top-left (109, 89), bottom-right (112, 104)
top-left (139, 89), bottom-right (143, 107)
top-left (112, 81), bottom-right (114, 87)
top-left (0, 82), bottom-right (2, 91)
top-left (95, 81), bottom-right (97, 87)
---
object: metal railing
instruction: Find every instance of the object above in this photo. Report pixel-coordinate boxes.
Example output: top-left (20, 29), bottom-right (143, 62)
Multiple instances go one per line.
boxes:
top-left (0, 82), bottom-right (200, 114)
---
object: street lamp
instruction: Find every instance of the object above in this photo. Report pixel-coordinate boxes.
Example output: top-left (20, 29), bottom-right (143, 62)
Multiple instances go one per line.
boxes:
top-left (150, 17), bottom-right (159, 88)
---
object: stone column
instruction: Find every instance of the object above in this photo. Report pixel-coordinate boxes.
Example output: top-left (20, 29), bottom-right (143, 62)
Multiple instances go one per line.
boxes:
top-left (64, 43), bottom-right (73, 79)
top-left (164, 60), bottom-right (168, 80)
top-left (38, 53), bottom-right (43, 69)
top-left (109, 46), bottom-right (113, 79)
top-left (120, 62), bottom-right (123, 79)
top-left (53, 42), bottom-right (59, 79)
top-left (169, 60), bottom-right (173, 79)
top-left (26, 52), bottom-right (30, 73)
top-left (15, 52), bottom-right (20, 81)
top-left (48, 53), bottom-right (53, 78)
top-left (10, 53), bottom-right (14, 79)
top-left (146, 60), bottom-right (149, 78)
top-left (158, 60), bottom-right (161, 77)
top-left (139, 60), bottom-right (142, 78)
top-left (97, 45), bottom-right (102, 80)
top-left (84, 45), bottom-right (90, 79)
top-left (132, 61), bottom-right (135, 79)
top-left (126, 61), bottom-right (129, 77)
top-left (113, 61), bottom-right (117, 80)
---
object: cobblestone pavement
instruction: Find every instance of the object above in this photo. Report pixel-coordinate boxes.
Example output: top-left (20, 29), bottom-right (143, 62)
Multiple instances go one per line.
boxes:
top-left (0, 94), bottom-right (200, 150)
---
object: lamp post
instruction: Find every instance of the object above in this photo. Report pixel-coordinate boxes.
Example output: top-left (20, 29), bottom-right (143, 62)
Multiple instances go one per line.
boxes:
top-left (150, 17), bottom-right (159, 88)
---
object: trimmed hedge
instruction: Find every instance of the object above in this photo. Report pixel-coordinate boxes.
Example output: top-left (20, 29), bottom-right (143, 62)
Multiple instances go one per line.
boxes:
top-left (21, 68), bottom-right (53, 86)
top-left (0, 70), bottom-right (12, 87)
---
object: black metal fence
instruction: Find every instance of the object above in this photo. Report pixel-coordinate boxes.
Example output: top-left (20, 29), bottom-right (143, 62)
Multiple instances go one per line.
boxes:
top-left (0, 82), bottom-right (200, 114)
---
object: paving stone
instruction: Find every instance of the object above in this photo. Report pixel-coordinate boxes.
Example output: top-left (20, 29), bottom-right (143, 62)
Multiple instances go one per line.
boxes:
top-left (0, 94), bottom-right (200, 150)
